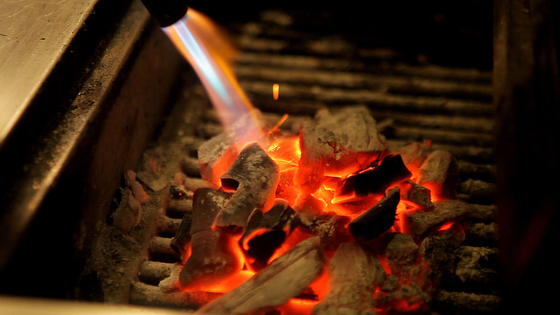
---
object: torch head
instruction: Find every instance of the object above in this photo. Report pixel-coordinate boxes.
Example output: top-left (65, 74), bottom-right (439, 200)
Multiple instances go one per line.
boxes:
top-left (141, 0), bottom-right (189, 27)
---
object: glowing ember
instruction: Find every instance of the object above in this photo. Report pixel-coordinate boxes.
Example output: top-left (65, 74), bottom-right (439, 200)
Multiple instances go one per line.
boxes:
top-left (273, 83), bottom-right (280, 100)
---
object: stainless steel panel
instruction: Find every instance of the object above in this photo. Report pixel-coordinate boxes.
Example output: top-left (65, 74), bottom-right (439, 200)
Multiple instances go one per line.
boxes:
top-left (0, 0), bottom-right (98, 144)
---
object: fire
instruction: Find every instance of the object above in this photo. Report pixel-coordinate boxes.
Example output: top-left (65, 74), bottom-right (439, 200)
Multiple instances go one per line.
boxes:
top-left (163, 9), bottom-right (263, 150)
top-left (164, 9), bottom-right (464, 314)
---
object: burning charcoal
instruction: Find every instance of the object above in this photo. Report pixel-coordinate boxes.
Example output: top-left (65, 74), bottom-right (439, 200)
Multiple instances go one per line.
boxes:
top-left (213, 143), bottom-right (280, 232)
top-left (417, 150), bottom-right (459, 199)
top-left (198, 109), bottom-right (269, 187)
top-left (400, 180), bottom-right (433, 210)
top-left (404, 199), bottom-right (474, 240)
top-left (196, 237), bottom-right (325, 315)
top-left (239, 199), bottom-right (299, 271)
top-left (334, 155), bottom-right (411, 203)
top-left (349, 187), bottom-right (400, 241)
top-left (389, 141), bottom-right (431, 174)
top-left (312, 243), bottom-right (385, 315)
top-left (179, 230), bottom-right (243, 291)
top-left (298, 212), bottom-right (351, 254)
top-left (178, 188), bottom-right (242, 290)
top-left (170, 213), bottom-right (192, 260)
top-left (189, 189), bottom-right (232, 234)
top-left (295, 106), bottom-right (385, 194)
top-left (111, 188), bottom-right (142, 234)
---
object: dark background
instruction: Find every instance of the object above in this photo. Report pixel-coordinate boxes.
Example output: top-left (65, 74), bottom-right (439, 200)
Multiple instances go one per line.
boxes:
top-left (191, 1), bottom-right (493, 69)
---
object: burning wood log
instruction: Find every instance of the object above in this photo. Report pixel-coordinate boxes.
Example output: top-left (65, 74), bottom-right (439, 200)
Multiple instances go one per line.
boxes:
top-left (239, 199), bottom-right (299, 271)
top-left (198, 109), bottom-right (269, 187)
top-left (334, 155), bottom-right (411, 203)
top-left (196, 237), bottom-right (326, 315)
top-left (417, 150), bottom-right (459, 199)
top-left (177, 188), bottom-right (244, 291)
top-left (349, 187), bottom-right (400, 241)
top-left (295, 106), bottom-right (385, 194)
top-left (312, 242), bottom-right (385, 315)
top-left (213, 143), bottom-right (280, 232)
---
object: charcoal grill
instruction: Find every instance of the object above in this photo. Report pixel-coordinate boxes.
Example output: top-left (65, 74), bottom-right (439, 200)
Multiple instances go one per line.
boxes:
top-left (0, 0), bottom-right (555, 314)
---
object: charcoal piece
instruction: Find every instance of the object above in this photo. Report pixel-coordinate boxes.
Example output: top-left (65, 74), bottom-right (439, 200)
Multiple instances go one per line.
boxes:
top-left (196, 237), bottom-right (325, 315)
top-left (295, 106), bottom-right (385, 194)
top-left (178, 230), bottom-right (243, 291)
top-left (298, 212), bottom-right (351, 254)
top-left (198, 109), bottom-right (269, 186)
top-left (404, 199), bottom-right (474, 240)
top-left (349, 187), bottom-right (400, 241)
top-left (170, 212), bottom-right (192, 260)
top-left (417, 150), bottom-right (459, 199)
top-left (169, 184), bottom-right (188, 199)
top-left (213, 143), bottom-right (280, 232)
top-left (239, 199), bottom-right (299, 271)
top-left (111, 188), bottom-right (142, 234)
top-left (190, 188), bottom-right (233, 235)
top-left (125, 170), bottom-right (150, 204)
top-left (334, 154), bottom-right (411, 203)
top-left (384, 233), bottom-right (420, 277)
top-left (389, 141), bottom-right (431, 173)
top-left (400, 180), bottom-right (433, 210)
top-left (312, 243), bottom-right (385, 315)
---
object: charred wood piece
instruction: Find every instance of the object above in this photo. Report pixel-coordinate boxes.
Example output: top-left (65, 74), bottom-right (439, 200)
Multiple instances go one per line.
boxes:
top-left (111, 188), bottom-right (142, 234)
top-left (196, 237), bottom-right (325, 315)
top-left (389, 141), bottom-right (431, 174)
top-left (400, 180), bottom-right (433, 210)
top-left (349, 187), bottom-right (400, 241)
top-left (239, 199), bottom-right (299, 271)
top-left (125, 170), bottom-right (150, 204)
top-left (417, 150), bottom-right (459, 199)
top-left (298, 212), bottom-right (352, 254)
top-left (178, 188), bottom-right (242, 290)
top-left (213, 143), bottom-right (280, 232)
top-left (170, 213), bottom-right (192, 259)
top-left (383, 233), bottom-right (420, 277)
top-left (295, 106), bottom-right (385, 194)
top-left (334, 155), bottom-right (411, 203)
top-left (198, 109), bottom-right (269, 186)
top-left (404, 199), bottom-right (474, 240)
top-left (179, 230), bottom-right (243, 291)
top-left (312, 242), bottom-right (385, 315)
top-left (190, 188), bottom-right (232, 235)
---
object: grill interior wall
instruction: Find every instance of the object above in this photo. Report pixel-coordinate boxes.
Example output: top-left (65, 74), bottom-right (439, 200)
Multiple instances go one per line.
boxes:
top-left (87, 5), bottom-right (498, 314)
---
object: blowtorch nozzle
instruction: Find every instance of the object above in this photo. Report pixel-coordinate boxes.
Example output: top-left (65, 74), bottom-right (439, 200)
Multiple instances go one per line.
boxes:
top-left (141, 0), bottom-right (189, 27)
